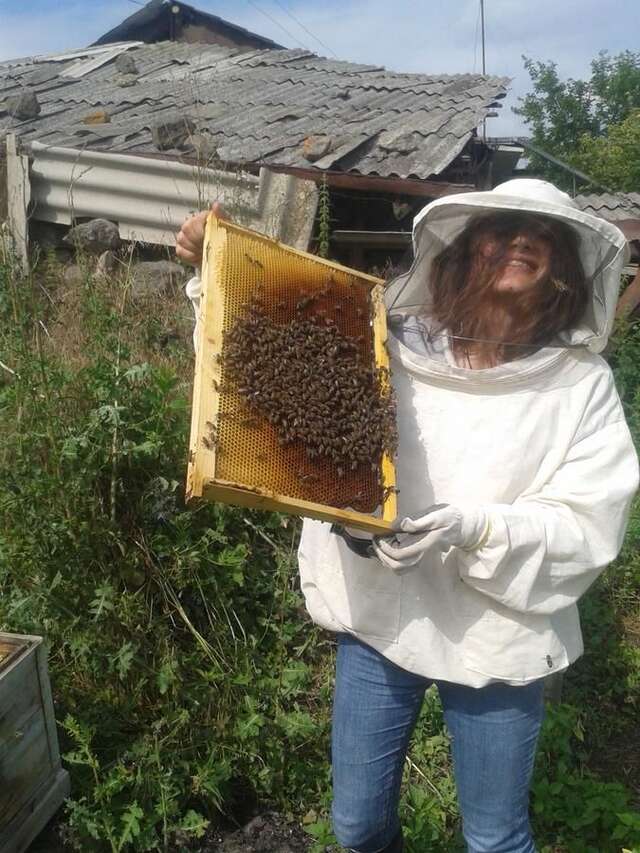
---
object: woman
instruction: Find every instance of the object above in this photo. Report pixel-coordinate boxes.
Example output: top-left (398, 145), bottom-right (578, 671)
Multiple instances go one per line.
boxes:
top-left (178, 179), bottom-right (639, 853)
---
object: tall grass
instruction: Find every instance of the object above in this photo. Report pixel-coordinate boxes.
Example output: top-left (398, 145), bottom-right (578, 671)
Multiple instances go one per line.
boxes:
top-left (0, 245), bottom-right (638, 851)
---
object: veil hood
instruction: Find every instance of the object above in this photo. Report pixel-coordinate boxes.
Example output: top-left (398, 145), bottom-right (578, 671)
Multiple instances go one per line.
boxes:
top-left (385, 178), bottom-right (629, 353)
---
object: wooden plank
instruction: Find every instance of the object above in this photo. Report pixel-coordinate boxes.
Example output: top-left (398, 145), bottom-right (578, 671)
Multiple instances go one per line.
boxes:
top-left (266, 164), bottom-right (474, 199)
top-left (186, 215), bottom-right (226, 500)
top-left (202, 479), bottom-right (393, 534)
top-left (0, 634), bottom-right (68, 850)
top-left (332, 230), bottom-right (412, 248)
top-left (0, 638), bottom-right (30, 675)
top-left (371, 284), bottom-right (397, 525)
top-left (34, 641), bottom-right (62, 768)
top-left (0, 710), bottom-right (53, 825)
top-left (0, 650), bottom-right (40, 749)
top-left (0, 768), bottom-right (70, 853)
top-left (5, 134), bottom-right (31, 274)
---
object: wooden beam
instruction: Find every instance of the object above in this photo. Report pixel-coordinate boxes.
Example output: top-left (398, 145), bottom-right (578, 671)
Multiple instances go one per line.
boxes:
top-left (265, 164), bottom-right (474, 199)
top-left (5, 134), bottom-right (31, 274)
top-left (331, 230), bottom-right (411, 248)
top-left (616, 267), bottom-right (640, 319)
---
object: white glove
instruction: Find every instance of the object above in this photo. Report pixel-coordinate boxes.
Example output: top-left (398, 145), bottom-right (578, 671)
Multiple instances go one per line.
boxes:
top-left (373, 504), bottom-right (490, 572)
top-left (185, 273), bottom-right (202, 352)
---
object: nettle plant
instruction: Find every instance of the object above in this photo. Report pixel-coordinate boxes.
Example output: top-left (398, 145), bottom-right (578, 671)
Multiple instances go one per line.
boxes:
top-left (0, 250), bottom-right (332, 850)
top-left (1, 242), bottom-right (639, 852)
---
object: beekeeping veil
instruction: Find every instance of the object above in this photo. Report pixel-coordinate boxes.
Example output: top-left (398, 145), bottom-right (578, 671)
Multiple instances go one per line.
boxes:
top-left (384, 178), bottom-right (630, 353)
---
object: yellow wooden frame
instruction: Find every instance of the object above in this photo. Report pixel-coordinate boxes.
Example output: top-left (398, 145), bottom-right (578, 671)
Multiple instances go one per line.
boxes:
top-left (186, 216), bottom-right (397, 533)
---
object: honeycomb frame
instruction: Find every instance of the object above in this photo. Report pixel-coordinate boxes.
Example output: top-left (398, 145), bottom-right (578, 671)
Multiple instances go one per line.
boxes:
top-left (186, 215), bottom-right (397, 533)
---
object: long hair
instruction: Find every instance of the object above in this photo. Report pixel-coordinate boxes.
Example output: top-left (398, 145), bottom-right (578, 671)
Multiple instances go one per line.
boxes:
top-left (428, 211), bottom-right (589, 366)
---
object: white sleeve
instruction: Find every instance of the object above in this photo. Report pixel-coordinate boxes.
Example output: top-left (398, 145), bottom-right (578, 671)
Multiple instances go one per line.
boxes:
top-left (185, 272), bottom-right (202, 353)
top-left (456, 408), bottom-right (639, 617)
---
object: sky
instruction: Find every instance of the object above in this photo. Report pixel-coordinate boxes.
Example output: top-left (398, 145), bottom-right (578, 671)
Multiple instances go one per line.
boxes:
top-left (0, 0), bottom-right (638, 137)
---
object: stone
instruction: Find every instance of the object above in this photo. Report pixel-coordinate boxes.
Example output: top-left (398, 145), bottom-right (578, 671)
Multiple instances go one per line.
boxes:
top-left (130, 260), bottom-right (186, 299)
top-left (151, 115), bottom-right (195, 151)
top-left (64, 219), bottom-right (121, 254)
top-left (115, 73), bottom-right (138, 88)
top-left (6, 90), bottom-right (40, 120)
top-left (95, 250), bottom-right (118, 278)
top-left (115, 53), bottom-right (138, 75)
top-left (82, 110), bottom-right (111, 125)
top-left (302, 134), bottom-right (333, 162)
top-left (186, 132), bottom-right (218, 162)
top-left (63, 264), bottom-right (83, 287)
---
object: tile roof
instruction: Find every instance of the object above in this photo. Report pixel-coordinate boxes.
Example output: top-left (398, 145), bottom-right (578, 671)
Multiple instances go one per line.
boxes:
top-left (574, 192), bottom-right (640, 222)
top-left (0, 41), bottom-right (509, 180)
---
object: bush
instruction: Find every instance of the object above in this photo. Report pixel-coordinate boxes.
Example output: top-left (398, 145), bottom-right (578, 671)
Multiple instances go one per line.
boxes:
top-left (0, 252), bottom-right (332, 850)
top-left (1, 246), bottom-right (639, 851)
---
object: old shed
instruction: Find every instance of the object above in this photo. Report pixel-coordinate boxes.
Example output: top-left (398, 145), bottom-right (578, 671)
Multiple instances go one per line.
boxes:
top-left (0, 23), bottom-right (509, 270)
top-left (93, 0), bottom-right (284, 51)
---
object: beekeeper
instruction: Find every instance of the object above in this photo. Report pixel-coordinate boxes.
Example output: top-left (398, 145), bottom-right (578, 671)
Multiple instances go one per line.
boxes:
top-left (177, 179), bottom-right (639, 853)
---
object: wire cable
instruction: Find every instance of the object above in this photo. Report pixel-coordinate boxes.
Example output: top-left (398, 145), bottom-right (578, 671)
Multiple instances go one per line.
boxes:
top-left (473, 0), bottom-right (482, 73)
top-left (270, 0), bottom-right (339, 58)
top-left (243, 0), bottom-right (313, 52)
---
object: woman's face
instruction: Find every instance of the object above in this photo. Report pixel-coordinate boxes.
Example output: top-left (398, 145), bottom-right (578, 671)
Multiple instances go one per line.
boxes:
top-left (473, 221), bottom-right (553, 293)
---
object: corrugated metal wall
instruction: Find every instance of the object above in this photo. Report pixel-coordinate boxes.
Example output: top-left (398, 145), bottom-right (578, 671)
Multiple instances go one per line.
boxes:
top-left (28, 142), bottom-right (318, 250)
top-left (6, 137), bottom-right (318, 261)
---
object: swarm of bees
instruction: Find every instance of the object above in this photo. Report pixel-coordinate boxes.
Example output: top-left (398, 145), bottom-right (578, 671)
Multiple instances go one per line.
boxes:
top-left (221, 296), bottom-right (398, 491)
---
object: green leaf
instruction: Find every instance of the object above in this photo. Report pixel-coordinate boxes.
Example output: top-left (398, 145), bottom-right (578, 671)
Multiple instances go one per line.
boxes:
top-left (178, 809), bottom-right (209, 839)
top-left (116, 802), bottom-right (144, 851)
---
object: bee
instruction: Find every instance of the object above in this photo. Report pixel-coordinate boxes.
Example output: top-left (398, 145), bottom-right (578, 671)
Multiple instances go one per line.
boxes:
top-left (244, 253), bottom-right (264, 270)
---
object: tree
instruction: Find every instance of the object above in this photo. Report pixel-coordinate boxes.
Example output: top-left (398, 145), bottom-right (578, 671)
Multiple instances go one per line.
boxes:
top-left (573, 110), bottom-right (640, 193)
top-left (514, 51), bottom-right (640, 191)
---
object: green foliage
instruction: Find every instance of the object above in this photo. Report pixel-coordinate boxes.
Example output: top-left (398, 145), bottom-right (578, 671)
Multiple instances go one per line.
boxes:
top-left (0, 254), bottom-right (332, 849)
top-left (401, 688), bottom-right (462, 852)
top-left (533, 706), bottom-right (640, 852)
top-left (572, 111), bottom-right (640, 193)
top-left (1, 245), bottom-right (639, 851)
top-left (316, 175), bottom-right (331, 259)
top-left (529, 318), bottom-right (640, 852)
top-left (514, 50), bottom-right (640, 190)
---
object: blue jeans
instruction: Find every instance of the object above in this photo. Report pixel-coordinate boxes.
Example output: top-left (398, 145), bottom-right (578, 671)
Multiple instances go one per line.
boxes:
top-left (332, 635), bottom-right (545, 853)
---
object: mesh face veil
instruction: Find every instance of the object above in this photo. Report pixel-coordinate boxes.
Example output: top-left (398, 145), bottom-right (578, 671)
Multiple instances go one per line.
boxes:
top-left (385, 181), bottom-right (628, 355)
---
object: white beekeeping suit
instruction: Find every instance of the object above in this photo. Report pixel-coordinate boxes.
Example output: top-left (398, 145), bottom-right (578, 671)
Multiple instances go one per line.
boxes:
top-left (297, 179), bottom-right (639, 686)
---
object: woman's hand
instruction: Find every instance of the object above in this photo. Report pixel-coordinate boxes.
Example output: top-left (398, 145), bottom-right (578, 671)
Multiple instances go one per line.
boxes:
top-left (176, 201), bottom-right (224, 267)
top-left (373, 504), bottom-right (490, 571)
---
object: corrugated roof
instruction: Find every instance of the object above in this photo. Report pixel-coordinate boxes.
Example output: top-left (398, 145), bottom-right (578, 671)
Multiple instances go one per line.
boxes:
top-left (0, 41), bottom-right (509, 180)
top-left (574, 192), bottom-right (640, 222)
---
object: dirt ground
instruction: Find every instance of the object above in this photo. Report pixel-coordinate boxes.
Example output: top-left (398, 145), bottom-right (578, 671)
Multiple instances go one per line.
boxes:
top-left (196, 812), bottom-right (317, 852)
top-left (29, 812), bottom-right (320, 853)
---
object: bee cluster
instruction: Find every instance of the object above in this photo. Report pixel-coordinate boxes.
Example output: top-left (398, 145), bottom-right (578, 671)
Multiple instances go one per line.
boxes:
top-left (222, 301), bottom-right (397, 483)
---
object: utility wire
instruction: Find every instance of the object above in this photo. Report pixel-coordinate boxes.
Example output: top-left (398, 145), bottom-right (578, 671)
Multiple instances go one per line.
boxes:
top-left (270, 0), bottom-right (339, 58)
top-left (472, 0), bottom-right (481, 73)
top-left (243, 0), bottom-right (313, 52)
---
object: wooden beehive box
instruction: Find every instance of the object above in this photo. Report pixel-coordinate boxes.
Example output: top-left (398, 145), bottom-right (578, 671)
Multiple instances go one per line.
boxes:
top-left (187, 216), bottom-right (397, 533)
top-left (0, 633), bottom-right (70, 853)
